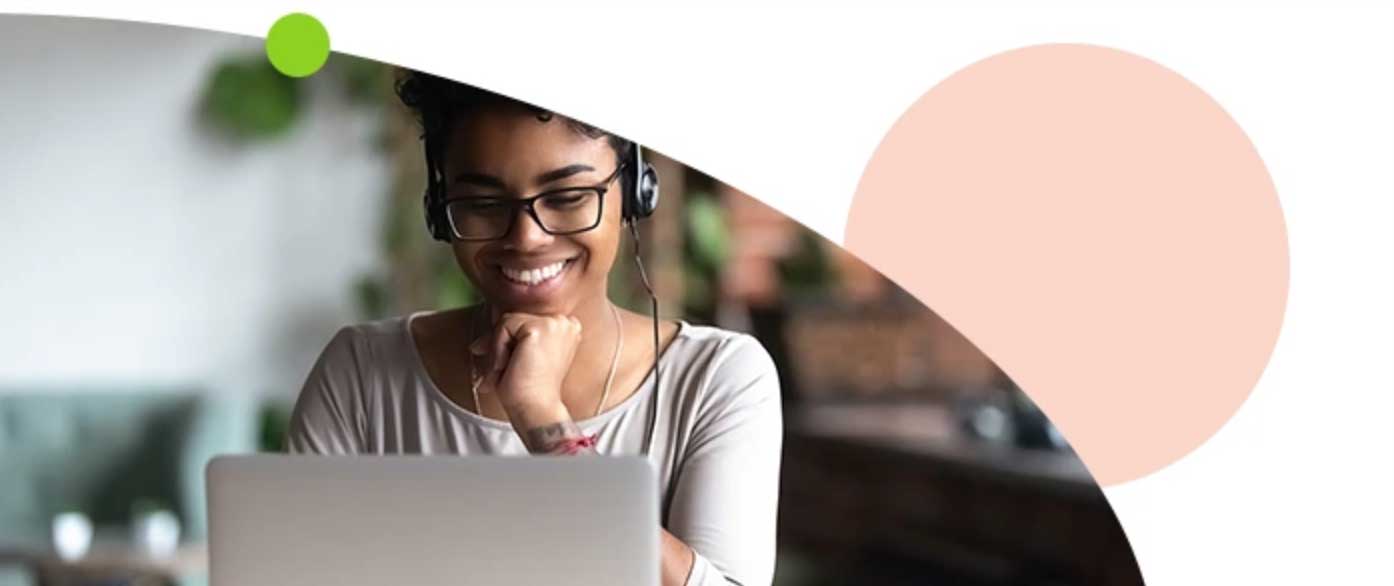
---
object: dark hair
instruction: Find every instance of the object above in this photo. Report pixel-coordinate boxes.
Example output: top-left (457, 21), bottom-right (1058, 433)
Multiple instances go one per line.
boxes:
top-left (394, 69), bottom-right (634, 196)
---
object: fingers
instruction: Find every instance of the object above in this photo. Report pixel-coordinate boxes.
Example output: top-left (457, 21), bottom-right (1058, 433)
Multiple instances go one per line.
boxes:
top-left (473, 311), bottom-right (585, 383)
top-left (495, 313), bottom-right (583, 340)
top-left (491, 323), bottom-right (514, 374)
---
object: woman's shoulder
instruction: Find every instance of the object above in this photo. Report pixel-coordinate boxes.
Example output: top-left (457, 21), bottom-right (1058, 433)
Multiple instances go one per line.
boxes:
top-left (314, 313), bottom-right (421, 373)
top-left (664, 322), bottom-right (783, 436)
top-left (669, 320), bottom-right (766, 359)
top-left (667, 322), bottom-right (780, 397)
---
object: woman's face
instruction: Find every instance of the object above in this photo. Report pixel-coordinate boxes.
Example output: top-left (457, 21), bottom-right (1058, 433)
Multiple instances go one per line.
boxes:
top-left (441, 105), bottom-right (624, 316)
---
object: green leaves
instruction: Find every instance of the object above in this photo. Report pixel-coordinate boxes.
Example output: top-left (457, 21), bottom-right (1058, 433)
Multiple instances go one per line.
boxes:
top-left (436, 260), bottom-right (479, 310)
top-left (682, 193), bottom-right (729, 315)
top-left (685, 194), bottom-right (730, 270)
top-left (199, 52), bottom-right (389, 141)
top-left (353, 275), bottom-right (389, 321)
top-left (201, 56), bottom-right (302, 139)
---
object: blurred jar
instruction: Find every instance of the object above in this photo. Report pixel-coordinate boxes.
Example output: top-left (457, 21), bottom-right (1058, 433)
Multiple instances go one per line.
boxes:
top-left (132, 508), bottom-right (181, 559)
top-left (51, 511), bottom-right (93, 561)
top-left (954, 386), bottom-right (1016, 445)
top-left (954, 385), bottom-right (1069, 451)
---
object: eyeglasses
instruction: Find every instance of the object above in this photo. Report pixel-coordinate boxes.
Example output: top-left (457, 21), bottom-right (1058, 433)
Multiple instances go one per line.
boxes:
top-left (443, 163), bottom-right (626, 241)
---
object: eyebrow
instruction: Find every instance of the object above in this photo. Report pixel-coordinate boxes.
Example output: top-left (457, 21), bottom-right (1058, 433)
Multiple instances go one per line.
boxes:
top-left (535, 164), bottom-right (596, 185)
top-left (452, 164), bottom-right (597, 189)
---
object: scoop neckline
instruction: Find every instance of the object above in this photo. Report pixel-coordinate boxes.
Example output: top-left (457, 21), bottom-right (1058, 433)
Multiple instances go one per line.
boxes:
top-left (403, 309), bottom-right (689, 430)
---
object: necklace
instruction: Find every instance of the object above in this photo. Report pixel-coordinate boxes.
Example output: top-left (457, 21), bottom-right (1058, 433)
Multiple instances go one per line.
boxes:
top-left (470, 303), bottom-right (625, 420)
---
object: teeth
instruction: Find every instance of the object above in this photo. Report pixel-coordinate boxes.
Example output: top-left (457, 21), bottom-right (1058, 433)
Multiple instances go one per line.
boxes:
top-left (501, 260), bottom-right (567, 286)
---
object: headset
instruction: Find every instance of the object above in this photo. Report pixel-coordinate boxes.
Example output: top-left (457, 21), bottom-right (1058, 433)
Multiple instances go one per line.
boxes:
top-left (421, 141), bottom-right (666, 458)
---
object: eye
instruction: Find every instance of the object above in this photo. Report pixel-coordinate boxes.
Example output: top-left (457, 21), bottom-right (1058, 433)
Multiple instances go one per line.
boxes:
top-left (540, 190), bottom-right (593, 210)
top-left (452, 198), bottom-right (510, 213)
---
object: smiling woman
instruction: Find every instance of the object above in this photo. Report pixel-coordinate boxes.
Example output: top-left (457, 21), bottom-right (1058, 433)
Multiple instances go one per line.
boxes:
top-left (286, 69), bottom-right (783, 586)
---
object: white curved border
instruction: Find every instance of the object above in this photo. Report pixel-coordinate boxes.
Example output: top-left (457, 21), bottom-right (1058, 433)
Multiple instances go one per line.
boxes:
top-left (1, 2), bottom-right (1391, 585)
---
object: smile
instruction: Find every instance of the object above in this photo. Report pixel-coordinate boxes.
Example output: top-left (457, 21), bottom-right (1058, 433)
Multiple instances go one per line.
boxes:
top-left (499, 259), bottom-right (572, 287)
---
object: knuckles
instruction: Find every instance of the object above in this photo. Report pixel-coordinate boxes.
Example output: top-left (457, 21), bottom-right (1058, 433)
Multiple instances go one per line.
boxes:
top-left (498, 312), bottom-right (583, 340)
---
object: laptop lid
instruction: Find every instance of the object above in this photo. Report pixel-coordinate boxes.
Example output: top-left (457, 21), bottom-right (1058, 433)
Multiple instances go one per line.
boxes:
top-left (207, 454), bottom-right (658, 586)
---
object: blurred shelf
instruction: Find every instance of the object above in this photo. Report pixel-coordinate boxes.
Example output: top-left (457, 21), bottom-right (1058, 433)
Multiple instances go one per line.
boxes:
top-left (788, 402), bottom-right (1095, 500)
top-left (779, 401), bottom-right (1142, 586)
top-left (0, 536), bottom-right (205, 586)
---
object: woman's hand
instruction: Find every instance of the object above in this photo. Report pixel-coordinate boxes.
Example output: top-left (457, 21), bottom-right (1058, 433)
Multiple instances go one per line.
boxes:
top-left (470, 311), bottom-right (582, 423)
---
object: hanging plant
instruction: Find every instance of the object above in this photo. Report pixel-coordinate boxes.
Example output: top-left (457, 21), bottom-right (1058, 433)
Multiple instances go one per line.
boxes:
top-left (198, 51), bottom-right (395, 141)
top-left (200, 55), bottom-right (303, 139)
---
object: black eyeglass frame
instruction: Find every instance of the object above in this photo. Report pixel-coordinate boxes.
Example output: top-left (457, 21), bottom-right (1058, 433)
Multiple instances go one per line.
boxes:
top-left (441, 162), bottom-right (628, 242)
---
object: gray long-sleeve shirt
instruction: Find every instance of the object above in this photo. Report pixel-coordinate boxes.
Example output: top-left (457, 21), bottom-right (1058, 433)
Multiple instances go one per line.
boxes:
top-left (287, 312), bottom-right (783, 586)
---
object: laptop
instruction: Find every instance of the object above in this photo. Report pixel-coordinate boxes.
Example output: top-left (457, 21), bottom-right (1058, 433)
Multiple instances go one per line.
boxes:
top-left (206, 455), bottom-right (658, 586)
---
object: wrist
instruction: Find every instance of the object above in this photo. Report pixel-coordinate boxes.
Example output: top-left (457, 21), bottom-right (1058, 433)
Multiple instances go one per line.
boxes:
top-left (503, 395), bottom-right (570, 429)
top-left (517, 418), bottom-right (595, 455)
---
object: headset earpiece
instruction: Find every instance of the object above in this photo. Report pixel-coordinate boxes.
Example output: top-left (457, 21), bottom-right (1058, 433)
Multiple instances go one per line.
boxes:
top-left (624, 144), bottom-right (660, 221)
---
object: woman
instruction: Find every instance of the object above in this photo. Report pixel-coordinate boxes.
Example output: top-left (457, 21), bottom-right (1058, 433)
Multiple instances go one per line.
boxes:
top-left (286, 69), bottom-right (783, 586)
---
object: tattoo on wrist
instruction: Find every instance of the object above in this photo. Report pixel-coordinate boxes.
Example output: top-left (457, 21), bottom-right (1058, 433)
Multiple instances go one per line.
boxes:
top-left (524, 421), bottom-right (597, 455)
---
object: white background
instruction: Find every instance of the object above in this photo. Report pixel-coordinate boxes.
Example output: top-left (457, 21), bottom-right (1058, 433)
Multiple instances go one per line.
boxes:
top-left (1, 2), bottom-right (1391, 584)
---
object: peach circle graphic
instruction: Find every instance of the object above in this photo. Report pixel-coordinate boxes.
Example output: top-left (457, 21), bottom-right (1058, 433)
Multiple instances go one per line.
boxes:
top-left (846, 44), bottom-right (1288, 486)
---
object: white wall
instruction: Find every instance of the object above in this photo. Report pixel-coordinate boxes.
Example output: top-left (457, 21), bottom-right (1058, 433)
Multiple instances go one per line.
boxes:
top-left (0, 16), bottom-right (390, 397)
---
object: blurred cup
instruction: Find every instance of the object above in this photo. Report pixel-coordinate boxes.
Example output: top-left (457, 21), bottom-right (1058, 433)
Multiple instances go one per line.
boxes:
top-left (132, 509), bottom-right (181, 560)
top-left (51, 512), bottom-right (93, 561)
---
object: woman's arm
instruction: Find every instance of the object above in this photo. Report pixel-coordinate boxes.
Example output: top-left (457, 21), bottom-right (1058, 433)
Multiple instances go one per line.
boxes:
top-left (508, 407), bottom-right (701, 586)
top-left (506, 334), bottom-right (783, 586)
top-left (657, 336), bottom-right (783, 586)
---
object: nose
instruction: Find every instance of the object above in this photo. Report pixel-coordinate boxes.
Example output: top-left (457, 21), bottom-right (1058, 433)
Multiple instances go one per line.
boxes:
top-left (501, 205), bottom-right (553, 251)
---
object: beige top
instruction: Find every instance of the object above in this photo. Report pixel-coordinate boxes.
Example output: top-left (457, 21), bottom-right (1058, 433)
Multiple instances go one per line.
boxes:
top-left (286, 312), bottom-right (784, 586)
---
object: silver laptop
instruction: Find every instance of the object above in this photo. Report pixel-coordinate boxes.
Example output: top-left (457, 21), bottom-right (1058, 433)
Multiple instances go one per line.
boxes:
top-left (206, 455), bottom-right (658, 586)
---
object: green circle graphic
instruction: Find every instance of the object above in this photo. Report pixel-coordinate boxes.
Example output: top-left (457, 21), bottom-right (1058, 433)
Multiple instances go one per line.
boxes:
top-left (265, 13), bottom-right (330, 78)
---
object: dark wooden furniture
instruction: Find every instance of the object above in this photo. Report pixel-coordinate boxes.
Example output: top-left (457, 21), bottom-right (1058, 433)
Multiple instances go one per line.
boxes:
top-left (0, 541), bottom-right (204, 586)
top-left (778, 403), bottom-right (1144, 586)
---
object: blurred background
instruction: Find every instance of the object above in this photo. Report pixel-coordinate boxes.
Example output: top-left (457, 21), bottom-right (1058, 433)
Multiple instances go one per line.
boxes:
top-left (0, 16), bottom-right (1141, 586)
